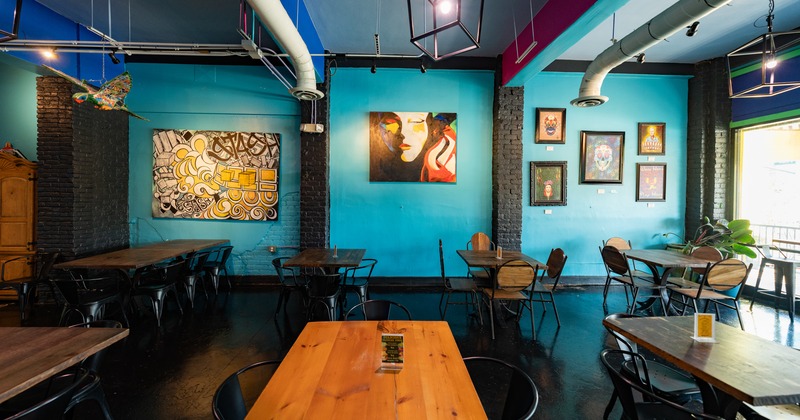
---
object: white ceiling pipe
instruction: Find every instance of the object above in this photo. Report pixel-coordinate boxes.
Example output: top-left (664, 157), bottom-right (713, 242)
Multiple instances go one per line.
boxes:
top-left (246, 0), bottom-right (324, 101)
top-left (571, 0), bottom-right (731, 107)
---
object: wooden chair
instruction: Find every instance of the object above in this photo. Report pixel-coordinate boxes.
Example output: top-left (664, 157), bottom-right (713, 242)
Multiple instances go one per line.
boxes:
top-left (600, 246), bottom-right (661, 315)
top-left (667, 246), bottom-right (722, 289)
top-left (482, 259), bottom-right (538, 340)
top-left (529, 248), bottom-right (567, 327)
top-left (439, 239), bottom-right (480, 321)
top-left (466, 232), bottom-right (494, 288)
top-left (604, 237), bottom-right (632, 251)
top-left (667, 258), bottom-right (752, 330)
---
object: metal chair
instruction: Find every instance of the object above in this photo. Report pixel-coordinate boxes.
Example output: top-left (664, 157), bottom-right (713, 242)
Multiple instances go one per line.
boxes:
top-left (600, 349), bottom-right (722, 420)
top-left (304, 271), bottom-right (342, 321)
top-left (438, 239), bottom-right (481, 321)
top-left (212, 360), bottom-right (281, 420)
top-left (529, 248), bottom-right (567, 327)
top-left (482, 259), bottom-right (538, 340)
top-left (345, 299), bottom-right (412, 320)
top-left (0, 251), bottom-right (60, 322)
top-left (132, 260), bottom-right (185, 327)
top-left (53, 274), bottom-right (130, 327)
top-left (183, 251), bottom-right (210, 308)
top-left (667, 258), bottom-right (752, 329)
top-left (272, 257), bottom-right (304, 315)
top-left (203, 246), bottom-right (233, 294)
top-left (463, 356), bottom-right (538, 420)
top-left (600, 246), bottom-right (661, 314)
top-left (342, 258), bottom-right (377, 305)
top-left (0, 369), bottom-right (89, 420)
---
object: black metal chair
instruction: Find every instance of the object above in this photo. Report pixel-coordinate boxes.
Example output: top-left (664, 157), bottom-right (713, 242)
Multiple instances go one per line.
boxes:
top-left (438, 239), bottom-right (480, 321)
top-left (529, 248), bottom-right (567, 327)
top-left (183, 251), bottom-right (210, 308)
top-left (342, 258), bottom-right (377, 306)
top-left (602, 313), bottom-right (701, 419)
top-left (600, 245), bottom-right (662, 314)
top-left (132, 260), bottom-right (185, 326)
top-left (0, 251), bottom-right (60, 322)
top-left (273, 257), bottom-right (304, 315)
top-left (482, 259), bottom-right (538, 340)
top-left (345, 299), bottom-right (412, 320)
top-left (304, 271), bottom-right (342, 321)
top-left (0, 369), bottom-right (89, 420)
top-left (600, 349), bottom-right (722, 420)
top-left (212, 360), bottom-right (281, 420)
top-left (463, 356), bottom-right (538, 420)
top-left (203, 246), bottom-right (233, 294)
top-left (53, 274), bottom-right (130, 327)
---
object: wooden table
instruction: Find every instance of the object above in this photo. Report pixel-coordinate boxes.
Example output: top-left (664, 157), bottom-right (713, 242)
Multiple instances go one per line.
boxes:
top-left (282, 248), bottom-right (366, 270)
top-left (53, 239), bottom-right (229, 272)
top-left (603, 315), bottom-right (800, 419)
top-left (0, 327), bottom-right (129, 403)
top-left (457, 250), bottom-right (546, 273)
top-left (246, 321), bottom-right (486, 419)
top-left (624, 249), bottom-right (715, 311)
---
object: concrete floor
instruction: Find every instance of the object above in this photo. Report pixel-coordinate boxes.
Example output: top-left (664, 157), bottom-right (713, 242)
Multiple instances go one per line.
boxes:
top-left (1, 282), bottom-right (797, 419)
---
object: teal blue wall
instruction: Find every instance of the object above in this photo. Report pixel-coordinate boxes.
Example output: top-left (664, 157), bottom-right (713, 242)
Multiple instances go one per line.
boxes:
top-left (523, 72), bottom-right (689, 275)
top-left (0, 55), bottom-right (38, 160)
top-left (329, 68), bottom-right (495, 277)
top-left (125, 63), bottom-right (302, 276)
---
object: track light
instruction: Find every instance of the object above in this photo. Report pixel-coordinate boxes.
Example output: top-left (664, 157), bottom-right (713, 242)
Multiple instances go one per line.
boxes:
top-left (420, 63), bottom-right (426, 73)
top-left (636, 53), bottom-right (645, 64)
top-left (686, 21), bottom-right (699, 37)
top-left (108, 51), bottom-right (120, 64)
top-left (40, 48), bottom-right (57, 60)
top-left (370, 62), bottom-right (377, 74)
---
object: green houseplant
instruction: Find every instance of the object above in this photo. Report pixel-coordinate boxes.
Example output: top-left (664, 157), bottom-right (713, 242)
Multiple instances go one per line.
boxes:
top-left (663, 217), bottom-right (757, 259)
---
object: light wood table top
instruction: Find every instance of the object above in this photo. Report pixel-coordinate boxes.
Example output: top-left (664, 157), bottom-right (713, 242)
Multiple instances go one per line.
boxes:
top-left (624, 249), bottom-right (713, 271)
top-left (0, 327), bottom-right (129, 403)
top-left (246, 321), bottom-right (486, 419)
top-left (603, 316), bottom-right (800, 408)
top-left (282, 248), bottom-right (366, 269)
top-left (53, 239), bottom-right (229, 271)
top-left (457, 249), bottom-right (546, 270)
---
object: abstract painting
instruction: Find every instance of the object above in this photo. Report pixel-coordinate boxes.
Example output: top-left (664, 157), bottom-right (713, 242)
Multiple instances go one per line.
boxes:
top-left (579, 131), bottom-right (624, 184)
top-left (153, 129), bottom-right (280, 221)
top-left (369, 112), bottom-right (457, 183)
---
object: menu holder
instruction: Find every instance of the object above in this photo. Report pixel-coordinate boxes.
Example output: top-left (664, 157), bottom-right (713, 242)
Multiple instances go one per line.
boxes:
top-left (496, 246), bottom-right (503, 260)
top-left (333, 245), bottom-right (338, 259)
top-left (693, 313), bottom-right (717, 343)
top-left (380, 333), bottom-right (404, 371)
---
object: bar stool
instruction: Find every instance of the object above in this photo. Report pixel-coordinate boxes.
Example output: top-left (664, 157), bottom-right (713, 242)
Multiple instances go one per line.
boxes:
top-left (750, 244), bottom-right (800, 320)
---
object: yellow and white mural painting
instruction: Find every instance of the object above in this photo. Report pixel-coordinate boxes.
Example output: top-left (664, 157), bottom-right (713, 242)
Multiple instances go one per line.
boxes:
top-left (152, 129), bottom-right (280, 221)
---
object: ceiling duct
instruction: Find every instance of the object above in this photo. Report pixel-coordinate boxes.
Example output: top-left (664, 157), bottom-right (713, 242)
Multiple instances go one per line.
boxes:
top-left (246, 0), bottom-right (323, 101)
top-left (571, 0), bottom-right (731, 107)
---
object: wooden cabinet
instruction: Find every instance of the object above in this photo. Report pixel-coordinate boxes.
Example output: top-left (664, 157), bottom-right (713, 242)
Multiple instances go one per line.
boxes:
top-left (0, 153), bottom-right (36, 299)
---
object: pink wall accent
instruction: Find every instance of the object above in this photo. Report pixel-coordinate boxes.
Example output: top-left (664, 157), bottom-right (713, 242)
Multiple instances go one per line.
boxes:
top-left (501, 0), bottom-right (598, 85)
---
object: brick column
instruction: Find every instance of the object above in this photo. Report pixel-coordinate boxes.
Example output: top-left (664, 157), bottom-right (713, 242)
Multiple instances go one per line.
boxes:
top-left (491, 62), bottom-right (523, 250)
top-left (299, 58), bottom-right (331, 249)
top-left (686, 58), bottom-right (731, 235)
top-left (36, 76), bottom-right (130, 258)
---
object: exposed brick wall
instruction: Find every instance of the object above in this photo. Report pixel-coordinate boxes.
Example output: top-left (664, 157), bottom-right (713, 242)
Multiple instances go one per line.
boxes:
top-left (491, 65), bottom-right (523, 250)
top-left (36, 76), bottom-right (129, 258)
top-left (299, 58), bottom-right (331, 249)
top-left (686, 58), bottom-right (731, 235)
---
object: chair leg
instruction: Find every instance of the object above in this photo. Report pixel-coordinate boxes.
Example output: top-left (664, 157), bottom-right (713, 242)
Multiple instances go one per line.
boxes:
top-left (603, 390), bottom-right (617, 420)
top-left (475, 291), bottom-right (483, 325)
top-left (184, 276), bottom-right (196, 309)
top-left (488, 298), bottom-right (495, 340)
top-left (550, 293), bottom-right (561, 327)
top-left (628, 288), bottom-right (640, 315)
top-left (275, 286), bottom-right (287, 315)
top-left (602, 277), bottom-right (611, 303)
top-left (172, 286), bottom-right (183, 315)
top-left (734, 301), bottom-right (745, 330)
top-left (751, 260), bottom-right (768, 310)
top-left (528, 302), bottom-right (536, 341)
top-left (152, 297), bottom-right (163, 327)
top-left (442, 291), bottom-right (452, 320)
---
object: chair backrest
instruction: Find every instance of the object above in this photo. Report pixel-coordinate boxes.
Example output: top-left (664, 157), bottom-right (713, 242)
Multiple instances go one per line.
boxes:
top-left (160, 259), bottom-right (185, 284)
top-left (35, 251), bottom-right (61, 282)
top-left (691, 246), bottom-right (723, 276)
top-left (704, 258), bottom-right (750, 293)
top-left (53, 276), bottom-right (118, 306)
top-left (605, 237), bottom-right (632, 251)
top-left (5, 369), bottom-right (89, 420)
top-left (217, 246), bottom-right (234, 265)
top-left (467, 232), bottom-right (495, 251)
top-left (602, 313), bottom-right (639, 354)
top-left (271, 257), bottom-right (297, 285)
top-left (600, 246), bottom-right (631, 276)
top-left (463, 357), bottom-right (538, 420)
top-left (186, 251), bottom-right (210, 276)
top-left (544, 248), bottom-right (568, 285)
top-left (212, 360), bottom-right (281, 420)
top-left (345, 258), bottom-right (377, 282)
top-left (305, 272), bottom-right (342, 298)
top-left (345, 299), bottom-right (412, 320)
top-left (496, 260), bottom-right (537, 291)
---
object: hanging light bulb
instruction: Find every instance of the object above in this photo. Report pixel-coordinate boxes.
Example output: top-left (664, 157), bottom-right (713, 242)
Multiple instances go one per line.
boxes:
top-left (437, 1), bottom-right (453, 14)
top-left (41, 48), bottom-right (57, 60)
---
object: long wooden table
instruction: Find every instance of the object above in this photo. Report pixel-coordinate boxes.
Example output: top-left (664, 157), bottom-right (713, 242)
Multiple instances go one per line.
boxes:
top-left (246, 321), bottom-right (487, 419)
top-left (603, 315), bottom-right (800, 419)
top-left (0, 327), bottom-right (129, 403)
top-left (282, 248), bottom-right (366, 270)
top-left (53, 239), bottom-right (229, 272)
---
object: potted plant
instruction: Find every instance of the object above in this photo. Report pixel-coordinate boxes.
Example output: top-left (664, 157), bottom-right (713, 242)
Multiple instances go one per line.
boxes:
top-left (663, 217), bottom-right (757, 259)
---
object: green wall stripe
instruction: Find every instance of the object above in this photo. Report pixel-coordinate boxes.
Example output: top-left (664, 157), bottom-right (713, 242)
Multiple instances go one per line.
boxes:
top-left (731, 108), bottom-right (800, 128)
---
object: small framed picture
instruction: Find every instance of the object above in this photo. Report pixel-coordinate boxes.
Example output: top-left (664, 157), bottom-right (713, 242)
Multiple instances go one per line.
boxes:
top-left (636, 163), bottom-right (667, 202)
top-left (530, 161), bottom-right (567, 206)
top-left (535, 108), bottom-right (566, 144)
top-left (638, 122), bottom-right (665, 155)
top-left (579, 131), bottom-right (624, 184)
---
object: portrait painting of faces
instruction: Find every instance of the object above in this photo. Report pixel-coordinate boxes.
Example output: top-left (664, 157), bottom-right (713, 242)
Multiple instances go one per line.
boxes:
top-left (638, 122), bottom-right (665, 155)
top-left (369, 112), bottom-right (457, 183)
top-left (535, 108), bottom-right (566, 144)
top-left (579, 131), bottom-right (624, 184)
top-left (531, 161), bottom-right (567, 206)
top-left (636, 163), bottom-right (667, 202)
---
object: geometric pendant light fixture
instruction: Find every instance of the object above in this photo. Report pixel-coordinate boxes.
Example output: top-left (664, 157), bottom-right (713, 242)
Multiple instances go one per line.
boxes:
top-left (407, 0), bottom-right (484, 61)
top-left (0, 0), bottom-right (22, 43)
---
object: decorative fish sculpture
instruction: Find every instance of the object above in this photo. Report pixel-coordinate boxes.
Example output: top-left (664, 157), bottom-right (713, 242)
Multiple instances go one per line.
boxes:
top-left (42, 65), bottom-right (148, 120)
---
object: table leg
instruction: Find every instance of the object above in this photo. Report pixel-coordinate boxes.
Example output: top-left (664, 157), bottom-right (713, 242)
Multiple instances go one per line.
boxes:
top-left (636, 263), bottom-right (671, 315)
top-left (696, 378), bottom-right (743, 420)
top-left (787, 264), bottom-right (796, 321)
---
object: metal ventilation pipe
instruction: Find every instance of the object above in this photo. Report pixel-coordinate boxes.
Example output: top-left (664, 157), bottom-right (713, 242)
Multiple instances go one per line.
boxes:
top-left (571, 0), bottom-right (731, 107)
top-left (246, 0), bottom-right (324, 101)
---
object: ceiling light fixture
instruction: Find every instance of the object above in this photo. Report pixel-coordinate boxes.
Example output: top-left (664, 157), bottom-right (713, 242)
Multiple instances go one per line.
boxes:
top-left (420, 62), bottom-right (427, 73)
top-left (406, 0), bottom-right (484, 61)
top-left (636, 53), bottom-right (645, 64)
top-left (41, 48), bottom-right (57, 60)
top-left (371, 61), bottom-right (377, 74)
top-left (726, 0), bottom-right (800, 98)
top-left (686, 21), bottom-right (699, 37)
top-left (0, 0), bottom-right (22, 43)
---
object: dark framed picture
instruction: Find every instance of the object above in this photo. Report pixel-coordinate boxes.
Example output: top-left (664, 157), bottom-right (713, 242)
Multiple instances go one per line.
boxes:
top-left (530, 161), bottom-right (567, 206)
top-left (535, 108), bottom-right (566, 144)
top-left (579, 131), bottom-right (624, 184)
top-left (636, 163), bottom-right (667, 202)
top-left (638, 122), bottom-right (665, 155)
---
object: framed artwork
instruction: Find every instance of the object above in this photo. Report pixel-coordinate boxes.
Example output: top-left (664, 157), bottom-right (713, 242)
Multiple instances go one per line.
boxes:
top-left (535, 108), bottom-right (566, 144)
top-left (530, 161), bottom-right (567, 206)
top-left (369, 112), bottom-right (457, 183)
top-left (579, 131), bottom-right (624, 184)
top-left (636, 163), bottom-right (667, 202)
top-left (638, 122), bottom-right (665, 155)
